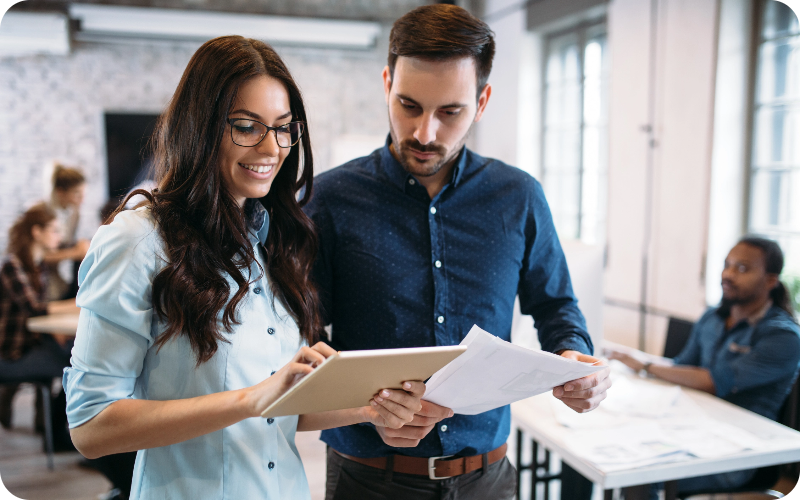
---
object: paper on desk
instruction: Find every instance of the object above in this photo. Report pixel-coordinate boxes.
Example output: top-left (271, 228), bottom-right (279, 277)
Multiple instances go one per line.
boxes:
top-left (423, 325), bottom-right (605, 415)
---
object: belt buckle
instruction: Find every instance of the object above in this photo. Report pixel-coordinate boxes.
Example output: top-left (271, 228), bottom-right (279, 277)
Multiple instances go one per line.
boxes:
top-left (428, 455), bottom-right (455, 480)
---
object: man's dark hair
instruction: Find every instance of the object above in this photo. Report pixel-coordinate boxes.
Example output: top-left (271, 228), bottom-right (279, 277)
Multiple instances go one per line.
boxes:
top-left (738, 236), bottom-right (796, 320)
top-left (388, 4), bottom-right (495, 98)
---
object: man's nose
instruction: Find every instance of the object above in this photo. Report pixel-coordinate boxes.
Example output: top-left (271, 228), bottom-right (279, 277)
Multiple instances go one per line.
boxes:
top-left (413, 113), bottom-right (438, 145)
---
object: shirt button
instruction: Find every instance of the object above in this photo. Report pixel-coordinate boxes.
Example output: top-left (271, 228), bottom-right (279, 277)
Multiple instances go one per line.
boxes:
top-left (435, 260), bottom-right (442, 268)
top-left (430, 207), bottom-right (437, 214)
top-left (253, 287), bottom-right (262, 295)
top-left (268, 461), bottom-right (275, 470)
top-left (267, 418), bottom-right (274, 424)
top-left (268, 327), bottom-right (275, 335)
top-left (437, 316), bottom-right (444, 324)
top-left (440, 424), bottom-right (448, 432)
top-left (408, 178), bottom-right (416, 185)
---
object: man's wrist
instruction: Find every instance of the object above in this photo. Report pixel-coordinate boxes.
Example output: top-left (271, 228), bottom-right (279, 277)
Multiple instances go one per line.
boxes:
top-left (641, 362), bottom-right (652, 376)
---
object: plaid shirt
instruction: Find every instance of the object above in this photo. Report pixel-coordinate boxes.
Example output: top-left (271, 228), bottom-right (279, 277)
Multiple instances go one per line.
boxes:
top-left (0, 254), bottom-right (49, 361)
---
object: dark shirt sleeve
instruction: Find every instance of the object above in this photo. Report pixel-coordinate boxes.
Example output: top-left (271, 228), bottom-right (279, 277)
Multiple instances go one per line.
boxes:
top-left (306, 189), bottom-right (336, 327)
top-left (1, 261), bottom-right (48, 317)
top-left (518, 180), bottom-right (593, 356)
top-left (710, 321), bottom-right (800, 399)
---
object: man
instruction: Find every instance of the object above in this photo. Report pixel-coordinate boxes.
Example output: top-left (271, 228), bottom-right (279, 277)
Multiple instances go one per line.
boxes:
top-left (610, 237), bottom-right (800, 496)
top-left (305, 5), bottom-right (611, 499)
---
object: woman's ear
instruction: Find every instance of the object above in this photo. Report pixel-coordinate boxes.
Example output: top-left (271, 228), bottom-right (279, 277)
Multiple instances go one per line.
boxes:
top-left (30, 224), bottom-right (43, 242)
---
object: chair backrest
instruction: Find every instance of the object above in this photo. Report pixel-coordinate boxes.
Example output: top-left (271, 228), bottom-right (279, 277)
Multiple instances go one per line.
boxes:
top-left (663, 317), bottom-right (695, 359)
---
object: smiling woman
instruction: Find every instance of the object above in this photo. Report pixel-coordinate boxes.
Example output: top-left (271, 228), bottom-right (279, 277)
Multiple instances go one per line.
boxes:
top-left (61, 35), bottom-right (425, 500)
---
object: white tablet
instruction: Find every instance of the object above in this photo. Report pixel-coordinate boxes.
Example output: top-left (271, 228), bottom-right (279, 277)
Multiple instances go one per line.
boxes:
top-left (261, 345), bottom-right (467, 418)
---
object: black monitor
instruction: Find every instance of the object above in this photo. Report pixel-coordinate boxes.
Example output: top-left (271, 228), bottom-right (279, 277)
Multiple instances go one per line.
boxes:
top-left (104, 112), bottom-right (160, 200)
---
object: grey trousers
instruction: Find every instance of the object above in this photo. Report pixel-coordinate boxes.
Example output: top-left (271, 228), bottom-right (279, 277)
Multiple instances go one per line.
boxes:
top-left (325, 447), bottom-right (517, 500)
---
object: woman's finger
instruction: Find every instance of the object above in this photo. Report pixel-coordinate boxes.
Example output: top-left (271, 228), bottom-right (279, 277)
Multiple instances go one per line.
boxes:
top-left (400, 380), bottom-right (426, 398)
top-left (376, 389), bottom-right (422, 414)
top-left (293, 346), bottom-right (327, 368)
top-left (311, 342), bottom-right (337, 358)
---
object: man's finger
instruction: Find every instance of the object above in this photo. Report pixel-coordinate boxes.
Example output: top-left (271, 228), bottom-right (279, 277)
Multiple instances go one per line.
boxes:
top-left (418, 400), bottom-right (454, 419)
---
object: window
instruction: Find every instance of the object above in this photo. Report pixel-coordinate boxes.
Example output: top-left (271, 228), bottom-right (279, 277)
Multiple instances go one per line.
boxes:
top-left (750, 1), bottom-right (800, 278)
top-left (541, 21), bottom-right (608, 245)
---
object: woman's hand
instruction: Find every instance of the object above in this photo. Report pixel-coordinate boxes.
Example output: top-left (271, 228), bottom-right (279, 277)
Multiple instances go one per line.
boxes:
top-left (360, 381), bottom-right (425, 431)
top-left (242, 342), bottom-right (336, 418)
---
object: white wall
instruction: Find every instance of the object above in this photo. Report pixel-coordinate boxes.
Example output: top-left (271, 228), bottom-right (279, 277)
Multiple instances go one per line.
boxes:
top-left (0, 23), bottom-right (389, 250)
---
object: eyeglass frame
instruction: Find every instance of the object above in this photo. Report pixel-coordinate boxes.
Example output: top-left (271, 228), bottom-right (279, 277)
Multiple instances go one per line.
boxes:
top-left (226, 118), bottom-right (305, 148)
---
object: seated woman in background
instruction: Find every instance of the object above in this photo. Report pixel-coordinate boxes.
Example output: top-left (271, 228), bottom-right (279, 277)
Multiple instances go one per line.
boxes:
top-left (0, 203), bottom-right (79, 446)
top-left (44, 165), bottom-right (90, 300)
top-left (64, 36), bottom-right (425, 500)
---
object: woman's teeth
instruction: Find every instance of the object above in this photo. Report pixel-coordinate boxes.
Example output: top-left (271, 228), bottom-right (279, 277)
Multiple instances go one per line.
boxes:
top-left (241, 163), bottom-right (273, 174)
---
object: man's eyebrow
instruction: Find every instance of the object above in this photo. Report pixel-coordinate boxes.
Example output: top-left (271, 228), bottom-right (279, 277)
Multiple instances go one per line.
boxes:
top-left (229, 109), bottom-right (293, 121)
top-left (396, 94), bottom-right (468, 109)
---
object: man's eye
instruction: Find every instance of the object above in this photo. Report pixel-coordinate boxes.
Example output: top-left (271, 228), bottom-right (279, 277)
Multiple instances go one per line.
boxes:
top-left (441, 109), bottom-right (461, 117)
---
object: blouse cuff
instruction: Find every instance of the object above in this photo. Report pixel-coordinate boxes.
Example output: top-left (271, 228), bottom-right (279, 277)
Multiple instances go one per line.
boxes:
top-left (63, 367), bottom-right (136, 428)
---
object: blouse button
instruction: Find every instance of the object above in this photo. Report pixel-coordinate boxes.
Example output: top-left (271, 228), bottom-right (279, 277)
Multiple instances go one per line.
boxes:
top-left (268, 327), bottom-right (275, 335)
top-left (253, 287), bottom-right (262, 295)
top-left (267, 418), bottom-right (275, 424)
top-left (268, 461), bottom-right (275, 470)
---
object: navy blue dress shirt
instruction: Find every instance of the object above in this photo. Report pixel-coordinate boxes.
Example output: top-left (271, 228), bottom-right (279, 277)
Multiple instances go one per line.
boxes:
top-left (305, 137), bottom-right (592, 458)
top-left (674, 304), bottom-right (800, 420)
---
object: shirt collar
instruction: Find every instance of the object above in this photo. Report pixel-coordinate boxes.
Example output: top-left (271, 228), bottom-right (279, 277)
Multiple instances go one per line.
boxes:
top-left (746, 300), bottom-right (773, 325)
top-left (379, 134), bottom-right (468, 192)
top-left (244, 199), bottom-right (269, 245)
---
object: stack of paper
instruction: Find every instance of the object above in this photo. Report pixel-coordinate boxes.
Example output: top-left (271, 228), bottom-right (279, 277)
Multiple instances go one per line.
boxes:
top-left (424, 325), bottom-right (605, 415)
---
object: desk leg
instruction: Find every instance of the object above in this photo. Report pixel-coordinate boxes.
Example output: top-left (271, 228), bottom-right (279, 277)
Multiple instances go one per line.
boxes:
top-left (664, 480), bottom-right (678, 500)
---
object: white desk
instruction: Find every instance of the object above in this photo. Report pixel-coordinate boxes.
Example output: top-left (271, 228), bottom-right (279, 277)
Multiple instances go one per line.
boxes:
top-left (512, 380), bottom-right (800, 499)
top-left (27, 313), bottom-right (80, 335)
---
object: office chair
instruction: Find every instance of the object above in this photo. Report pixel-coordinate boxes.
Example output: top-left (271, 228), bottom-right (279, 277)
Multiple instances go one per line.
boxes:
top-left (661, 317), bottom-right (792, 499)
top-left (0, 378), bottom-right (54, 470)
top-left (663, 317), bottom-right (695, 359)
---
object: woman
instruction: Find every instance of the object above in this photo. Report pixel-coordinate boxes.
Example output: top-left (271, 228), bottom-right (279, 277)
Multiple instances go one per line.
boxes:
top-left (65, 36), bottom-right (423, 500)
top-left (44, 164), bottom-right (90, 300)
top-left (0, 204), bottom-right (79, 435)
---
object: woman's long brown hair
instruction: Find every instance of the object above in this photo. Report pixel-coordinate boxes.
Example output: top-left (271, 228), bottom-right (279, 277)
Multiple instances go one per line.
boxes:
top-left (116, 36), bottom-right (321, 364)
top-left (7, 203), bottom-right (57, 293)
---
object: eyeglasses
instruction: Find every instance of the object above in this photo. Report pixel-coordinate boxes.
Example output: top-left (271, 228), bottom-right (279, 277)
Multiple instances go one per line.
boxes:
top-left (227, 118), bottom-right (305, 148)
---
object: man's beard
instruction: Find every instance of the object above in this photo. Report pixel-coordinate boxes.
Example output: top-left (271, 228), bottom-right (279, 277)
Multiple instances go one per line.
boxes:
top-left (388, 121), bottom-right (468, 178)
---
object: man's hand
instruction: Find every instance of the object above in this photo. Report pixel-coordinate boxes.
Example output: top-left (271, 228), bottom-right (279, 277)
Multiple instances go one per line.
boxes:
top-left (552, 350), bottom-right (611, 413)
top-left (606, 350), bottom-right (645, 372)
top-left (372, 400), bottom-right (453, 448)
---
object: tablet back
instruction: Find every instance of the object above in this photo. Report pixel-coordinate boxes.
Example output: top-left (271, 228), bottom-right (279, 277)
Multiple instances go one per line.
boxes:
top-left (261, 345), bottom-right (467, 418)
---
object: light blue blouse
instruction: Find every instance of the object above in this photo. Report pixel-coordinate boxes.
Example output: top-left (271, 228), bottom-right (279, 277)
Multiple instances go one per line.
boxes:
top-left (63, 206), bottom-right (311, 500)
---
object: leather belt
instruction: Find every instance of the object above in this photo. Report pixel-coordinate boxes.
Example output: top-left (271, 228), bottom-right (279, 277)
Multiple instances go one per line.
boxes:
top-left (335, 443), bottom-right (508, 480)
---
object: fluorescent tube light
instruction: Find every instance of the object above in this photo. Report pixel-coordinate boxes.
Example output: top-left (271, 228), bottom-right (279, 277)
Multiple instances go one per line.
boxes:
top-left (68, 4), bottom-right (382, 49)
top-left (0, 12), bottom-right (70, 56)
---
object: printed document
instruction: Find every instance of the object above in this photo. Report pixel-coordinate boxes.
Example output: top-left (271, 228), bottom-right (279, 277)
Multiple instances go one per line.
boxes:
top-left (423, 325), bottom-right (605, 415)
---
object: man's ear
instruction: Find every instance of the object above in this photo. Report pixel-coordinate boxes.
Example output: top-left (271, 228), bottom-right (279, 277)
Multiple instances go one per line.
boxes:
top-left (473, 83), bottom-right (492, 123)
top-left (766, 273), bottom-right (780, 293)
top-left (382, 66), bottom-right (392, 105)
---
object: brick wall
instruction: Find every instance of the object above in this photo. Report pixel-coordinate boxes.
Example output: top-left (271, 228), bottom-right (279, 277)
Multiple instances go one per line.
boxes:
top-left (0, 35), bottom-right (390, 249)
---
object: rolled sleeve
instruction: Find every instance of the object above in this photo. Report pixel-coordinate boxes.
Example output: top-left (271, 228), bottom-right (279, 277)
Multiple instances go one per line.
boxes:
top-left (64, 210), bottom-right (161, 428)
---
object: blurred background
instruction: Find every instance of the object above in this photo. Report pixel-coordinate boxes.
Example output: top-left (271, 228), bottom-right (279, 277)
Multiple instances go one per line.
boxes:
top-left (0, 0), bottom-right (799, 498)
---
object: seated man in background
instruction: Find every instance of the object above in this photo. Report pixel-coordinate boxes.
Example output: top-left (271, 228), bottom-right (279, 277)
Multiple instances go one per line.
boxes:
top-left (609, 236), bottom-right (800, 495)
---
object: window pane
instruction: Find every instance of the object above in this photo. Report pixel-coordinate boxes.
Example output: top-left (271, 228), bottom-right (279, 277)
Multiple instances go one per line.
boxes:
top-left (752, 104), bottom-right (800, 166)
top-left (762, 1), bottom-right (800, 41)
top-left (750, 168), bottom-right (798, 232)
top-left (756, 38), bottom-right (800, 103)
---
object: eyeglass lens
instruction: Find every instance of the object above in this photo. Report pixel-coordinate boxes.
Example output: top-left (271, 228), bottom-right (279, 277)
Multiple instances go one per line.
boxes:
top-left (230, 119), bottom-right (304, 148)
